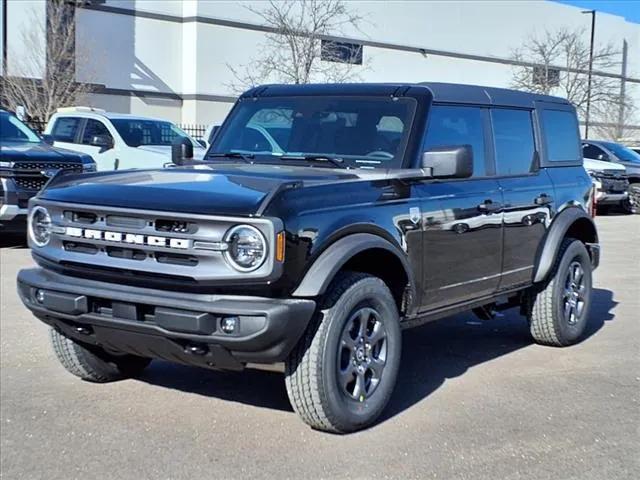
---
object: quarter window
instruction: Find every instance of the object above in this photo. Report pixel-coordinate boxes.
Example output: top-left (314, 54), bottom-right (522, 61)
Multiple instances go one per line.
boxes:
top-left (423, 105), bottom-right (486, 177)
top-left (51, 117), bottom-right (80, 143)
top-left (491, 109), bottom-right (536, 176)
top-left (81, 119), bottom-right (112, 145)
top-left (541, 110), bottom-right (581, 162)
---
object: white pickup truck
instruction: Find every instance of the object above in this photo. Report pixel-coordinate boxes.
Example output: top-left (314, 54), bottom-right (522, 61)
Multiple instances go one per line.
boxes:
top-left (45, 107), bottom-right (206, 171)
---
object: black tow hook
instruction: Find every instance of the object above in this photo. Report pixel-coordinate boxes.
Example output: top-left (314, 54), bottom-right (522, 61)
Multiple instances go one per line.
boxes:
top-left (185, 344), bottom-right (208, 356)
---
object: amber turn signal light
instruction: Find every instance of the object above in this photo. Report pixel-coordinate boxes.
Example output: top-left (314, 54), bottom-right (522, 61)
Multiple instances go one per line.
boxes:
top-left (276, 231), bottom-right (286, 262)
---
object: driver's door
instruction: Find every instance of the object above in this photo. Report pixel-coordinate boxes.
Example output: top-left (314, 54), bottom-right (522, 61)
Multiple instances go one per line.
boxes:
top-left (77, 119), bottom-right (118, 171)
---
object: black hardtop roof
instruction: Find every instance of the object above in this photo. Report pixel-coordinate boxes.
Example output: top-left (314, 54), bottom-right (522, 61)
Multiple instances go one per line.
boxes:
top-left (240, 82), bottom-right (571, 108)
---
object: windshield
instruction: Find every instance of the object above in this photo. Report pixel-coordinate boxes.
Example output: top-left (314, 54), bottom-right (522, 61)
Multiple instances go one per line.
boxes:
top-left (210, 96), bottom-right (417, 168)
top-left (0, 113), bottom-right (41, 143)
top-left (111, 119), bottom-right (197, 148)
top-left (602, 142), bottom-right (640, 164)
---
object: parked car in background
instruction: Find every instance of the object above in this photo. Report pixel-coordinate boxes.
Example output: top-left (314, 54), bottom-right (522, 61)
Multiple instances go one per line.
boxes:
top-left (583, 157), bottom-right (629, 213)
top-left (0, 109), bottom-right (95, 232)
top-left (203, 123), bottom-right (220, 147)
top-left (44, 107), bottom-right (206, 171)
top-left (582, 140), bottom-right (640, 213)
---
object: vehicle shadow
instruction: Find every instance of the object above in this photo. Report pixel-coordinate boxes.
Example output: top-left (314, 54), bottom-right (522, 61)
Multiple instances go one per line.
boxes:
top-left (0, 233), bottom-right (28, 249)
top-left (136, 288), bottom-right (617, 420)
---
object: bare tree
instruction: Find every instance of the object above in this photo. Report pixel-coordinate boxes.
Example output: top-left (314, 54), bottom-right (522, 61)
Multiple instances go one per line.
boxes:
top-left (591, 91), bottom-right (639, 141)
top-left (228, 0), bottom-right (365, 91)
top-left (510, 29), bottom-right (622, 119)
top-left (1, 0), bottom-right (91, 123)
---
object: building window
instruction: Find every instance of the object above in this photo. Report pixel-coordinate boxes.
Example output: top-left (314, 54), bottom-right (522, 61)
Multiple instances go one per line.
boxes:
top-left (532, 66), bottom-right (560, 87)
top-left (321, 40), bottom-right (363, 65)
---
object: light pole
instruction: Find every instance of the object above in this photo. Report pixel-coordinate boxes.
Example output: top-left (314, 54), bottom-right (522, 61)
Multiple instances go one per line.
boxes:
top-left (582, 9), bottom-right (596, 139)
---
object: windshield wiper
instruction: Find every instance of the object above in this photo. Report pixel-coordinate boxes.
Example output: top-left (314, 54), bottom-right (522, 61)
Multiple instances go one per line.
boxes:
top-left (279, 154), bottom-right (346, 169)
top-left (207, 152), bottom-right (255, 164)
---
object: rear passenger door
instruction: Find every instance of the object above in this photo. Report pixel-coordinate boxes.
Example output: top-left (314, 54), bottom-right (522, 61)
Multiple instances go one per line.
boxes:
top-left (417, 105), bottom-right (504, 310)
top-left (491, 108), bottom-right (553, 290)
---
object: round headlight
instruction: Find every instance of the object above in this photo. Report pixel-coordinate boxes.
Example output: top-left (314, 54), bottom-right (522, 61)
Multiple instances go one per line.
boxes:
top-left (29, 206), bottom-right (52, 247)
top-left (224, 225), bottom-right (267, 272)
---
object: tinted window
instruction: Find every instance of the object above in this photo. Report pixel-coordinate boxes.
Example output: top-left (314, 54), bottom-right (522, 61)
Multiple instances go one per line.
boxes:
top-left (110, 119), bottom-right (194, 147)
top-left (52, 117), bottom-right (80, 143)
top-left (541, 110), bottom-right (581, 162)
top-left (492, 109), bottom-right (536, 175)
top-left (582, 143), bottom-right (607, 161)
top-left (82, 119), bottom-right (112, 145)
top-left (212, 96), bottom-right (417, 169)
top-left (423, 105), bottom-right (486, 176)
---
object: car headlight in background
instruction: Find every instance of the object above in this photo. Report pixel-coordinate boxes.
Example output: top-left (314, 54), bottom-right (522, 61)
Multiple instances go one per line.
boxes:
top-left (29, 206), bottom-right (52, 247)
top-left (224, 225), bottom-right (267, 272)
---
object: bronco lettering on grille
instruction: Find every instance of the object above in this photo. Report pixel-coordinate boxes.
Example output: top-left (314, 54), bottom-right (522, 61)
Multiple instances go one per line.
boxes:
top-left (65, 227), bottom-right (191, 249)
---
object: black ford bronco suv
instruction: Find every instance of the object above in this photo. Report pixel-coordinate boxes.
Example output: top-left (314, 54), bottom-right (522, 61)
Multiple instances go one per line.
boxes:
top-left (17, 83), bottom-right (600, 433)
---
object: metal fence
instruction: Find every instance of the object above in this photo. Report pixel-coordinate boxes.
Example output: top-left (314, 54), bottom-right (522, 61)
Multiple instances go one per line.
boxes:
top-left (24, 119), bottom-right (208, 141)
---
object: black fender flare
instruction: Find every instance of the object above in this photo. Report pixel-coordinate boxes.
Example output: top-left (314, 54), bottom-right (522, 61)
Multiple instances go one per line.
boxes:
top-left (533, 207), bottom-right (598, 283)
top-left (292, 233), bottom-right (416, 302)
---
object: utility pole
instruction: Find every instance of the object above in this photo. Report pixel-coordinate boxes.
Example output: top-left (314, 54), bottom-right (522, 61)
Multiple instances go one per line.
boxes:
top-left (582, 9), bottom-right (596, 139)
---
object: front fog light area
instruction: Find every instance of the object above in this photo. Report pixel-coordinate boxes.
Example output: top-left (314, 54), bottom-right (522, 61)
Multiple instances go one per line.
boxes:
top-left (224, 225), bottom-right (267, 272)
top-left (29, 206), bottom-right (52, 247)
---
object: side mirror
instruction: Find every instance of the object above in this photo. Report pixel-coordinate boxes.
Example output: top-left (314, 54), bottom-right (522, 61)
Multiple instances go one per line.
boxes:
top-left (91, 135), bottom-right (113, 150)
top-left (422, 145), bottom-right (473, 179)
top-left (41, 134), bottom-right (54, 146)
top-left (172, 137), bottom-right (194, 166)
top-left (197, 139), bottom-right (206, 148)
top-left (208, 125), bottom-right (220, 144)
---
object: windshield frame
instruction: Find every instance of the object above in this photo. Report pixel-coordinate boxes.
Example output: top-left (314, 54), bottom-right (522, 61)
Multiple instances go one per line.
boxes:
top-left (602, 141), bottom-right (640, 164)
top-left (0, 112), bottom-right (42, 144)
top-left (110, 118), bottom-right (200, 148)
top-left (208, 95), bottom-right (419, 169)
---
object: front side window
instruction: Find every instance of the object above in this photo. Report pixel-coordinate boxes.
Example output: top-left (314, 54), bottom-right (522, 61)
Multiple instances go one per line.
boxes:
top-left (492, 109), bottom-right (536, 176)
top-left (82, 119), bottom-right (113, 145)
top-left (211, 96), bottom-right (417, 169)
top-left (110, 119), bottom-right (195, 147)
top-left (541, 109), bottom-right (581, 162)
top-left (423, 105), bottom-right (486, 177)
top-left (51, 117), bottom-right (81, 143)
top-left (582, 143), bottom-right (608, 161)
top-left (0, 113), bottom-right (41, 143)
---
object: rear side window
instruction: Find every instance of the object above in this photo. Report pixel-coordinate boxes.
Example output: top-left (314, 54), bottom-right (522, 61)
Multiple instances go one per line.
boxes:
top-left (51, 117), bottom-right (80, 143)
top-left (541, 110), bottom-right (581, 162)
top-left (423, 105), bottom-right (486, 177)
top-left (82, 119), bottom-right (112, 145)
top-left (492, 109), bottom-right (536, 176)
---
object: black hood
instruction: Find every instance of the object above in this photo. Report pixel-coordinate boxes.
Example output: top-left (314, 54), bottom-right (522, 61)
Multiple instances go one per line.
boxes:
top-left (37, 163), bottom-right (367, 216)
top-left (1, 141), bottom-right (92, 164)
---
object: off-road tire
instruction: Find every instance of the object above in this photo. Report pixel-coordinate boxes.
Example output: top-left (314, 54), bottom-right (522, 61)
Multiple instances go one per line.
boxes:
top-left (528, 238), bottom-right (592, 347)
top-left (285, 272), bottom-right (402, 433)
top-left (50, 328), bottom-right (151, 382)
top-left (625, 183), bottom-right (640, 214)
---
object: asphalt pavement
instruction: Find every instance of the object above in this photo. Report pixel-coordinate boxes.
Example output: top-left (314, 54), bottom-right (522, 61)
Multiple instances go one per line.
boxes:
top-left (1, 215), bottom-right (638, 480)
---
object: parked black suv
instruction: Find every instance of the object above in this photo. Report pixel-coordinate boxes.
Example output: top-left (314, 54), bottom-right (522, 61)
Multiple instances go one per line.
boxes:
top-left (1, 110), bottom-right (96, 232)
top-left (17, 84), bottom-right (599, 433)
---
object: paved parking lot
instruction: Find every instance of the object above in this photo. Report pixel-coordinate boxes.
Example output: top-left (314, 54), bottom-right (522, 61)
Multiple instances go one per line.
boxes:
top-left (1, 215), bottom-right (638, 480)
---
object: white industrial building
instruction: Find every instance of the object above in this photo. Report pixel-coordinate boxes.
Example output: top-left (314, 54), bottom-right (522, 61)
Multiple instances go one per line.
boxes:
top-left (1, 0), bottom-right (639, 134)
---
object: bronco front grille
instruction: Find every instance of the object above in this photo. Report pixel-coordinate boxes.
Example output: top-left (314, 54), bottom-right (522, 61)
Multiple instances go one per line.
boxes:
top-left (33, 201), bottom-right (280, 283)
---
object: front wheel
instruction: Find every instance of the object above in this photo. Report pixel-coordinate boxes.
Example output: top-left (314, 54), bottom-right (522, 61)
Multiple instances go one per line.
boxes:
top-left (624, 184), bottom-right (640, 214)
top-left (285, 272), bottom-right (402, 433)
top-left (527, 238), bottom-right (593, 347)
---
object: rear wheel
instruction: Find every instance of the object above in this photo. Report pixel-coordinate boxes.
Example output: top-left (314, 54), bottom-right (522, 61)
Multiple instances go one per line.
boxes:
top-left (50, 328), bottom-right (151, 382)
top-left (528, 238), bottom-right (593, 347)
top-left (285, 272), bottom-right (402, 433)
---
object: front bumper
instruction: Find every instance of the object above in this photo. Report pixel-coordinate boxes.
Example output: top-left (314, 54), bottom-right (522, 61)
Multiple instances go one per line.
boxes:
top-left (0, 178), bottom-right (31, 222)
top-left (17, 268), bottom-right (316, 369)
top-left (595, 192), bottom-right (628, 205)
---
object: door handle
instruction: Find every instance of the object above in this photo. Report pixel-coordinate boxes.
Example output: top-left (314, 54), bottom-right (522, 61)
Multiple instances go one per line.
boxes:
top-left (534, 193), bottom-right (553, 205)
top-left (477, 199), bottom-right (502, 213)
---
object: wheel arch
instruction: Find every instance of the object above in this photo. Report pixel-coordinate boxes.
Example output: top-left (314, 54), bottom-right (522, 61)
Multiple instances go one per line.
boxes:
top-left (291, 233), bottom-right (417, 315)
top-left (533, 207), bottom-right (598, 283)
